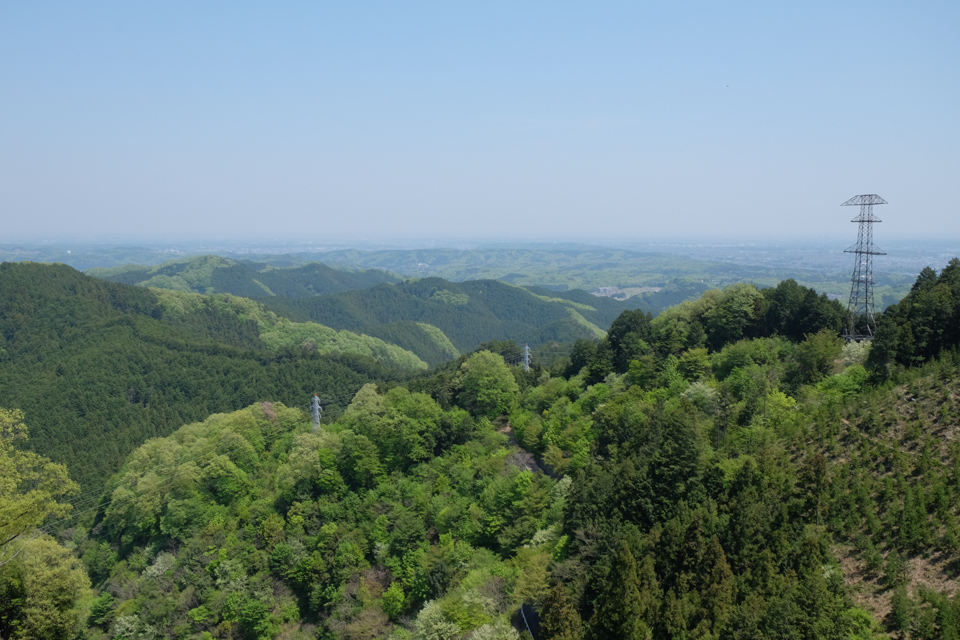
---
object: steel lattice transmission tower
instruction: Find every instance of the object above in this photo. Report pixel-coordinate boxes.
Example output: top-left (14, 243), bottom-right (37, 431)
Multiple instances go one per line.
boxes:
top-left (842, 194), bottom-right (887, 341)
top-left (311, 394), bottom-right (322, 432)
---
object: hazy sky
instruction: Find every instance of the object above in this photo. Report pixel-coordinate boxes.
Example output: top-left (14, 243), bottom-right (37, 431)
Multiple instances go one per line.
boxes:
top-left (2, 2), bottom-right (957, 242)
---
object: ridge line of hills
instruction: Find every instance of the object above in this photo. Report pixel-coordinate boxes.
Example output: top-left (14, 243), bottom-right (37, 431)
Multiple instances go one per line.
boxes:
top-left (3, 257), bottom-right (960, 639)
top-left (84, 254), bottom-right (713, 366)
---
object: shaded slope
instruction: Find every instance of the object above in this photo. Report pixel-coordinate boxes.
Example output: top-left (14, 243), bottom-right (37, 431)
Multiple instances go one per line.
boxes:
top-left (153, 290), bottom-right (427, 371)
top-left (260, 277), bottom-right (641, 364)
top-left (0, 262), bottom-right (405, 495)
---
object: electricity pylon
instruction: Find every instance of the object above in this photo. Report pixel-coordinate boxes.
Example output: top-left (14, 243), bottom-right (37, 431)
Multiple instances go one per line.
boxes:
top-left (842, 194), bottom-right (886, 341)
top-left (311, 394), bottom-right (322, 432)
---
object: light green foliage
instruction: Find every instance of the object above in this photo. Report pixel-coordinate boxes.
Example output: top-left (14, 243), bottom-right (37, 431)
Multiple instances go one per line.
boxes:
top-left (0, 408), bottom-right (78, 565)
top-left (77, 394), bottom-right (560, 639)
top-left (430, 289), bottom-right (469, 306)
top-left (564, 308), bottom-right (606, 339)
top-left (259, 318), bottom-right (427, 370)
top-left (103, 402), bottom-right (299, 541)
top-left (711, 338), bottom-right (764, 380)
top-left (412, 600), bottom-right (461, 640)
top-left (156, 288), bottom-right (428, 370)
top-left (795, 328), bottom-right (844, 383)
top-left (457, 351), bottom-right (520, 419)
top-left (817, 365), bottom-right (868, 402)
top-left (469, 620), bottom-right (521, 640)
top-left (382, 582), bottom-right (405, 619)
top-left (0, 535), bottom-right (92, 640)
top-left (414, 323), bottom-right (461, 361)
top-left (275, 431), bottom-right (343, 500)
top-left (340, 384), bottom-right (443, 471)
top-left (701, 283), bottom-right (764, 347)
top-left (153, 285), bottom-right (261, 319)
top-left (101, 255), bottom-right (230, 293)
top-left (523, 289), bottom-right (596, 312)
top-left (678, 346), bottom-right (711, 380)
top-left (841, 340), bottom-right (870, 367)
top-left (512, 547), bottom-right (551, 605)
top-left (651, 298), bottom-right (709, 355)
top-left (763, 389), bottom-right (800, 435)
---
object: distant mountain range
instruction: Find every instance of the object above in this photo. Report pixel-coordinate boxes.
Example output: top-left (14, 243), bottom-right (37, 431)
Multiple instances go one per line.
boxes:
top-left (261, 279), bottom-right (647, 365)
top-left (87, 255), bottom-right (398, 297)
top-left (85, 255), bottom-right (714, 365)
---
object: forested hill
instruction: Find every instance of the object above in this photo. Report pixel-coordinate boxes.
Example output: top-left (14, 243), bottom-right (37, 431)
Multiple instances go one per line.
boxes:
top-left (867, 257), bottom-right (960, 375)
top-left (0, 262), bottom-right (407, 495)
top-left (87, 254), bottom-right (399, 298)
top-left (260, 278), bottom-right (646, 365)
top-left (12, 268), bottom-right (960, 639)
top-left (88, 256), bottom-right (655, 366)
top-left (11, 262), bottom-right (960, 639)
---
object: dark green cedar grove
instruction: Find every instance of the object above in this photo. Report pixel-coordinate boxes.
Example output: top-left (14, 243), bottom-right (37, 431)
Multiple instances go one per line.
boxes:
top-left (4, 260), bottom-right (960, 639)
top-left (0, 262), bottom-right (400, 497)
top-left (260, 277), bottom-right (645, 364)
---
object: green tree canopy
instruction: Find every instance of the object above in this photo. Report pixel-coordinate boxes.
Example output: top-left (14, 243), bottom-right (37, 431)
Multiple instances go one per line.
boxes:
top-left (0, 408), bottom-right (77, 565)
top-left (0, 535), bottom-right (92, 640)
top-left (456, 351), bottom-right (520, 419)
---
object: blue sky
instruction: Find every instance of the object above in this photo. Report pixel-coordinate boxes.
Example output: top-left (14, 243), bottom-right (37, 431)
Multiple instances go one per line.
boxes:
top-left (2, 2), bottom-right (957, 242)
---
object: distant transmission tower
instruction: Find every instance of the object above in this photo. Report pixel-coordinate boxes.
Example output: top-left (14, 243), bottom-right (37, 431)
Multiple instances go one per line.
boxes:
top-left (311, 394), bottom-right (322, 432)
top-left (523, 344), bottom-right (531, 372)
top-left (842, 194), bottom-right (887, 341)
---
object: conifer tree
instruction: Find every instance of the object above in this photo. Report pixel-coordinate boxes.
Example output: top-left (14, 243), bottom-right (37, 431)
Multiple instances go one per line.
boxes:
top-left (540, 583), bottom-right (582, 640)
top-left (592, 541), bottom-right (657, 640)
top-left (698, 535), bottom-right (735, 635)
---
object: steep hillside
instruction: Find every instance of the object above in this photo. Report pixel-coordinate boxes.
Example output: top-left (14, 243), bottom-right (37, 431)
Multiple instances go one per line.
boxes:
top-left (799, 359), bottom-right (960, 633)
top-left (261, 278), bottom-right (641, 365)
top-left (87, 255), bottom-right (399, 297)
top-left (0, 262), bottom-right (408, 495)
top-left (153, 289), bottom-right (427, 371)
top-left (67, 379), bottom-right (557, 640)
top-left (7, 264), bottom-right (960, 639)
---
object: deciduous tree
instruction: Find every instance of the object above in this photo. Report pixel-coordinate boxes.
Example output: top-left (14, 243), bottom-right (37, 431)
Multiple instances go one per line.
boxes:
top-left (0, 408), bottom-right (77, 566)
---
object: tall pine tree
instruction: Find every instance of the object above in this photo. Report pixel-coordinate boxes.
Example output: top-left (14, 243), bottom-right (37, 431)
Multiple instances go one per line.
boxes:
top-left (540, 583), bottom-right (583, 640)
top-left (592, 541), bottom-right (659, 640)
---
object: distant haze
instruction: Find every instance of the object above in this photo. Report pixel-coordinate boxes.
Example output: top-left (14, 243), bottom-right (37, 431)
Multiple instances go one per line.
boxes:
top-left (2, 2), bottom-right (958, 242)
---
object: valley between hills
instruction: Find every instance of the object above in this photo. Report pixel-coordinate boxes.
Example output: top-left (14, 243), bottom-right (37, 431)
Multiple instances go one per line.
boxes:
top-left (2, 252), bottom-right (960, 639)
